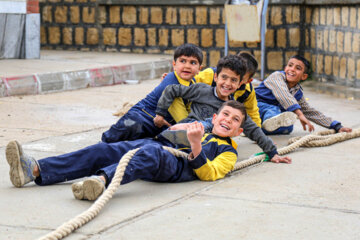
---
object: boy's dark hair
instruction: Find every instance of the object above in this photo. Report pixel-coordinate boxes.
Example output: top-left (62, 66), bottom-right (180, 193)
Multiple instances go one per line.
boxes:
top-left (216, 55), bottom-right (247, 82)
top-left (173, 43), bottom-right (203, 65)
top-left (237, 51), bottom-right (258, 78)
top-left (217, 100), bottom-right (247, 127)
top-left (290, 55), bottom-right (310, 74)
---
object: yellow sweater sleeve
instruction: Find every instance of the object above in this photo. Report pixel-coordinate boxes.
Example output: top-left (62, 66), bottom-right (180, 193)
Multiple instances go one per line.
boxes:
top-left (194, 151), bottom-right (237, 181)
top-left (194, 68), bottom-right (215, 86)
top-left (167, 72), bottom-right (194, 122)
top-left (168, 98), bottom-right (190, 122)
top-left (243, 88), bottom-right (262, 127)
top-left (234, 84), bottom-right (262, 127)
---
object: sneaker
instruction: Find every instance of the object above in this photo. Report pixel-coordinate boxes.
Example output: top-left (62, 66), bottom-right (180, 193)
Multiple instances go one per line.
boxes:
top-left (6, 141), bottom-right (37, 187)
top-left (72, 176), bottom-right (105, 201)
top-left (262, 112), bottom-right (297, 132)
top-left (160, 129), bottom-right (190, 147)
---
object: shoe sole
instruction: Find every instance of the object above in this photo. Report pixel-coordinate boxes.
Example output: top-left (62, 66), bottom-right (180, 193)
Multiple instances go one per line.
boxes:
top-left (161, 130), bottom-right (190, 146)
top-left (262, 112), bottom-right (297, 132)
top-left (6, 141), bottom-right (24, 187)
top-left (72, 178), bottom-right (104, 201)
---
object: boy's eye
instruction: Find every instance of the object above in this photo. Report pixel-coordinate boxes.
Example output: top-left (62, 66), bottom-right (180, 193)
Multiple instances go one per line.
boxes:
top-left (180, 59), bottom-right (186, 63)
top-left (231, 78), bottom-right (239, 83)
top-left (191, 61), bottom-right (198, 65)
top-left (220, 74), bottom-right (228, 80)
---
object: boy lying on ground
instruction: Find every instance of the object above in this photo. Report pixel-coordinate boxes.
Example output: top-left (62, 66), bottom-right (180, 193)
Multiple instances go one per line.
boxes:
top-left (6, 101), bottom-right (248, 201)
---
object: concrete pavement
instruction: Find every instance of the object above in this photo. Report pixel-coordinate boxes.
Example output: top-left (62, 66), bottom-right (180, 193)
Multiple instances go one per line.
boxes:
top-left (0, 50), bottom-right (360, 239)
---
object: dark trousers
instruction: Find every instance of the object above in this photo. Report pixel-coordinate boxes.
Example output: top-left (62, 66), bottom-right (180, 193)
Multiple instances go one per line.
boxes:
top-left (101, 104), bottom-right (168, 143)
top-left (258, 101), bottom-right (294, 135)
top-left (35, 138), bottom-right (196, 186)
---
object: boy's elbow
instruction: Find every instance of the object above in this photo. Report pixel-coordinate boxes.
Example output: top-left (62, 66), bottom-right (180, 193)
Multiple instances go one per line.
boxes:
top-left (195, 171), bottom-right (226, 181)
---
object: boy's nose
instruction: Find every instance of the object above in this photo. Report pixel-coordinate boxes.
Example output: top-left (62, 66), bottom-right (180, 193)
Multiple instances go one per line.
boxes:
top-left (224, 116), bottom-right (232, 123)
top-left (224, 79), bottom-right (232, 85)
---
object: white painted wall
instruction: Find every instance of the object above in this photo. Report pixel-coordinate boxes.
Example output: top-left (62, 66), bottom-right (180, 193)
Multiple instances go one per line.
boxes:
top-left (0, 0), bottom-right (27, 14)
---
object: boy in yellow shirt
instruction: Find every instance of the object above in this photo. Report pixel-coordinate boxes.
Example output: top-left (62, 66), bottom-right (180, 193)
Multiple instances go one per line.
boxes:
top-left (101, 43), bottom-right (202, 143)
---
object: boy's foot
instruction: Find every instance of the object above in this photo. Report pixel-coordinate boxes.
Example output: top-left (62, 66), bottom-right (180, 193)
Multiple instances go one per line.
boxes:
top-left (262, 112), bottom-right (297, 132)
top-left (160, 129), bottom-right (190, 147)
top-left (72, 176), bottom-right (105, 201)
top-left (6, 141), bottom-right (37, 187)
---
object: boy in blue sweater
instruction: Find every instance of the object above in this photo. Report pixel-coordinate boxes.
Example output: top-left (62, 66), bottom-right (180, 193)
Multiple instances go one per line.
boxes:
top-left (255, 55), bottom-right (352, 134)
top-left (6, 101), bottom-right (246, 201)
top-left (101, 43), bottom-right (203, 143)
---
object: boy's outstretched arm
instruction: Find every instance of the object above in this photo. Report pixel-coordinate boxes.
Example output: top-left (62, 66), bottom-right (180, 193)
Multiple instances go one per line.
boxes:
top-left (187, 121), bottom-right (204, 159)
top-left (294, 109), bottom-right (315, 132)
top-left (243, 116), bottom-right (292, 163)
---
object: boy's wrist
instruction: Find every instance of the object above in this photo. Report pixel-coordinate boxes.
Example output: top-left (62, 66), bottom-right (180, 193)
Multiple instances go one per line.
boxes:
top-left (294, 109), bottom-right (304, 118)
top-left (189, 142), bottom-right (201, 159)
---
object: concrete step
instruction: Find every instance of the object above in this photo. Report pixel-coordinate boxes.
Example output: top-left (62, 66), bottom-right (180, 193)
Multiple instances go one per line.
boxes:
top-left (0, 50), bottom-right (173, 97)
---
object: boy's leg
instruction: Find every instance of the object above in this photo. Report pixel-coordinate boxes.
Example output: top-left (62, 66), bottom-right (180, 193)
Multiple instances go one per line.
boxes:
top-left (101, 106), bottom-right (165, 143)
top-left (258, 102), bottom-right (296, 134)
top-left (72, 175), bottom-right (106, 201)
top-left (261, 125), bottom-right (294, 135)
top-left (35, 139), bottom-right (156, 186)
top-left (97, 144), bottom-right (196, 185)
top-left (6, 141), bottom-right (38, 187)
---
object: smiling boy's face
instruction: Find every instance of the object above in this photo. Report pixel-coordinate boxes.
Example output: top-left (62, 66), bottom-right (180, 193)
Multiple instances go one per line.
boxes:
top-left (284, 58), bottom-right (308, 87)
top-left (173, 56), bottom-right (201, 81)
top-left (214, 68), bottom-right (242, 101)
top-left (211, 106), bottom-right (244, 138)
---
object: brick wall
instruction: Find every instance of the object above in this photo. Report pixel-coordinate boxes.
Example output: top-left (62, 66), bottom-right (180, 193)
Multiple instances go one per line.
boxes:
top-left (39, 0), bottom-right (360, 88)
top-left (305, 6), bottom-right (360, 88)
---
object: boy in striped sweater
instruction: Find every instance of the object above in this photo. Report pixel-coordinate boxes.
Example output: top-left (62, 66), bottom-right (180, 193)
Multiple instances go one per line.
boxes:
top-left (255, 55), bottom-right (352, 135)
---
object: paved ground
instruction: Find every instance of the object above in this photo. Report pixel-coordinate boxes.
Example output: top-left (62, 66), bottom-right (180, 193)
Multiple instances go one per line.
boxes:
top-left (0, 51), bottom-right (360, 240)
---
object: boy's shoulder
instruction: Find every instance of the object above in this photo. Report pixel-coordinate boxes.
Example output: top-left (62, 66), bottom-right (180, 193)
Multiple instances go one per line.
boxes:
top-left (162, 71), bottom-right (177, 82)
top-left (203, 133), bottom-right (238, 151)
top-left (195, 67), bottom-right (217, 85)
top-left (267, 70), bottom-right (286, 80)
top-left (237, 82), bottom-right (253, 92)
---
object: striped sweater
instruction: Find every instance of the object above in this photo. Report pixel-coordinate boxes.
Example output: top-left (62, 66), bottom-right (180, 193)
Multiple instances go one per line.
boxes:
top-left (255, 71), bottom-right (342, 130)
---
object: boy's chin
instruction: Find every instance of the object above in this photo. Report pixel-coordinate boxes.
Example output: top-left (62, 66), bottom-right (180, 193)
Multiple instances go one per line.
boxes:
top-left (214, 131), bottom-right (233, 138)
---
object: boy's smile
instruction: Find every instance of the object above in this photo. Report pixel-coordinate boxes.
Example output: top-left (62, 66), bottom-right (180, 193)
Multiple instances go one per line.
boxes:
top-left (214, 68), bottom-right (242, 101)
top-left (173, 56), bottom-right (201, 81)
top-left (284, 58), bottom-right (308, 88)
top-left (211, 106), bottom-right (243, 138)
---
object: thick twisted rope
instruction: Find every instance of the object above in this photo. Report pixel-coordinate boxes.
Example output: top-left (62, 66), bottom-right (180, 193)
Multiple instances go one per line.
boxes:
top-left (232, 128), bottom-right (360, 171)
top-left (39, 128), bottom-right (360, 240)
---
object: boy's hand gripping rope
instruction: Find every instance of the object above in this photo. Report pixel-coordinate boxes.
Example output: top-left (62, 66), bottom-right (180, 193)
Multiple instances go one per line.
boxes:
top-left (38, 128), bottom-right (360, 240)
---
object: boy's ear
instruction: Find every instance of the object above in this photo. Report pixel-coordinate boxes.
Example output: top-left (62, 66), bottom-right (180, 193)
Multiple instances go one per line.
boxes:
top-left (232, 128), bottom-right (243, 137)
top-left (301, 73), bottom-right (308, 81)
top-left (214, 73), bottom-right (218, 83)
top-left (211, 113), bottom-right (217, 125)
top-left (172, 60), bottom-right (176, 67)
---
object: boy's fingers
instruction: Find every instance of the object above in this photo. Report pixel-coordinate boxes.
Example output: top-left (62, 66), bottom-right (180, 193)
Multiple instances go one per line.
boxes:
top-left (164, 120), bottom-right (171, 127)
top-left (281, 157), bottom-right (292, 163)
